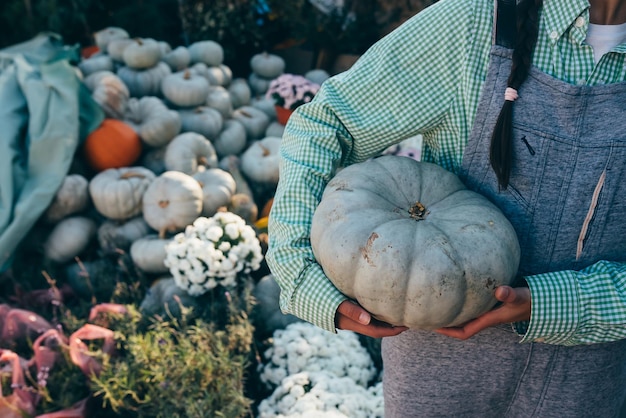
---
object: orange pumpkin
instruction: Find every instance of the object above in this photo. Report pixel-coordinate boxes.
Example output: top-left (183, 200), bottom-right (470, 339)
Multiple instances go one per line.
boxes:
top-left (84, 119), bottom-right (142, 171)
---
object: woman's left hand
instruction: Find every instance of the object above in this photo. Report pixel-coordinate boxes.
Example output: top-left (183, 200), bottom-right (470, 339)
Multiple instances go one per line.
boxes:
top-left (434, 286), bottom-right (531, 340)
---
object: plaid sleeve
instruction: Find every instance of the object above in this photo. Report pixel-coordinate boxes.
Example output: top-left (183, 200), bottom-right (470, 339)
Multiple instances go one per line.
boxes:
top-left (517, 261), bottom-right (626, 345)
top-left (266, 0), bottom-right (480, 332)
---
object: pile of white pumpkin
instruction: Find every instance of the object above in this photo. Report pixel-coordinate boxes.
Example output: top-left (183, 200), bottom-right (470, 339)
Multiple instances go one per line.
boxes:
top-left (42, 27), bottom-right (331, 278)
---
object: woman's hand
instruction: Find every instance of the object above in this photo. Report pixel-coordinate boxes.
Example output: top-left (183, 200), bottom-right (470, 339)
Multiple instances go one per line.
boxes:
top-left (335, 300), bottom-right (408, 338)
top-left (434, 285), bottom-right (531, 340)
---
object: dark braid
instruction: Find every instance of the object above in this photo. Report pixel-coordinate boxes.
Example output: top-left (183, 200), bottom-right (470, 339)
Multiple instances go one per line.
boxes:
top-left (489, 0), bottom-right (543, 189)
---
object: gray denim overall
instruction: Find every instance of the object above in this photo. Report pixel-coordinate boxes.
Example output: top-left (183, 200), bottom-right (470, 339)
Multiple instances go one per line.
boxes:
top-left (382, 7), bottom-right (626, 418)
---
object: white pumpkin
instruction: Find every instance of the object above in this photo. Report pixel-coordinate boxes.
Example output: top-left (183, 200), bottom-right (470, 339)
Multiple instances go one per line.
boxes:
top-left (93, 27), bottom-right (129, 51)
top-left (89, 166), bottom-right (156, 220)
top-left (117, 61), bottom-right (171, 97)
top-left (122, 38), bottom-right (162, 69)
top-left (130, 235), bottom-right (171, 273)
top-left (164, 132), bottom-right (218, 175)
top-left (304, 68), bottom-right (330, 85)
top-left (78, 55), bottom-right (114, 77)
top-left (205, 85), bottom-right (233, 119)
top-left (158, 41), bottom-right (171, 56)
top-left (250, 52), bottom-right (285, 79)
top-left (212, 119), bottom-right (246, 157)
top-left (189, 62), bottom-right (210, 82)
top-left (139, 277), bottom-right (199, 317)
top-left (107, 37), bottom-right (135, 62)
top-left (44, 216), bottom-right (97, 263)
top-left (97, 216), bottom-right (151, 252)
top-left (84, 71), bottom-right (129, 119)
top-left (232, 105), bottom-right (271, 140)
top-left (44, 174), bottom-right (90, 223)
top-left (205, 64), bottom-right (233, 86)
top-left (250, 97), bottom-right (277, 121)
top-left (247, 72), bottom-right (272, 96)
top-left (162, 46), bottom-right (191, 71)
top-left (142, 171), bottom-right (203, 237)
top-left (310, 156), bottom-right (521, 329)
top-left (161, 70), bottom-right (210, 108)
top-left (179, 106), bottom-right (223, 139)
top-left (124, 96), bottom-right (182, 147)
top-left (240, 136), bottom-right (281, 186)
top-left (193, 168), bottom-right (236, 217)
top-left (228, 78), bottom-right (252, 109)
top-left (188, 40), bottom-right (224, 66)
top-left (265, 121), bottom-right (285, 138)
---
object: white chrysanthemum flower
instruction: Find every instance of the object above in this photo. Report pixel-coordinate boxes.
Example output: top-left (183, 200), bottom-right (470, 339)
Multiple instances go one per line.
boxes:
top-left (258, 322), bottom-right (376, 389)
top-left (164, 212), bottom-right (263, 295)
top-left (205, 225), bottom-right (224, 241)
top-left (218, 241), bottom-right (231, 252)
top-left (258, 371), bottom-right (382, 418)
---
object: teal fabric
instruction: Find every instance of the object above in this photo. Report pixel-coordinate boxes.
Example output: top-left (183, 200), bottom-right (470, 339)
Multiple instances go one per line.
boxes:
top-left (0, 33), bottom-right (104, 272)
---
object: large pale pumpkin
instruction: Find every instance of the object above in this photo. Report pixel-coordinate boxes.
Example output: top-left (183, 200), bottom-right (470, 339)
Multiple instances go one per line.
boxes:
top-left (310, 156), bottom-right (520, 329)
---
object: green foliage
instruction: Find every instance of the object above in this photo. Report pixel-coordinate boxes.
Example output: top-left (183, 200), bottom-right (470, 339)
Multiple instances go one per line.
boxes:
top-left (33, 349), bottom-right (93, 413)
top-left (0, 0), bottom-right (183, 50)
top-left (89, 301), bottom-right (254, 418)
top-left (0, 0), bottom-right (92, 49)
top-left (301, 0), bottom-right (382, 55)
top-left (178, 0), bottom-right (308, 75)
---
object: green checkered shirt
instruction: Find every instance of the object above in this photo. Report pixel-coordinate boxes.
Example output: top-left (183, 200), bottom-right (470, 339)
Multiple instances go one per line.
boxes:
top-left (266, 0), bottom-right (626, 345)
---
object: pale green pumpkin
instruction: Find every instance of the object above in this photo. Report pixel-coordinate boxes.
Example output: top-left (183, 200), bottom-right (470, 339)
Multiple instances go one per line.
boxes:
top-left (250, 52), bottom-right (285, 79)
top-left (162, 70), bottom-right (210, 108)
top-left (117, 61), bottom-right (171, 97)
top-left (164, 132), bottom-right (218, 175)
top-left (310, 156), bottom-right (521, 330)
top-left (141, 171), bottom-right (203, 237)
top-left (124, 96), bottom-right (182, 147)
top-left (123, 38), bottom-right (162, 70)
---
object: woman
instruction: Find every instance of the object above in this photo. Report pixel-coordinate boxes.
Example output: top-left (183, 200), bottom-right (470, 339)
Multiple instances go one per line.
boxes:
top-left (267, 0), bottom-right (626, 416)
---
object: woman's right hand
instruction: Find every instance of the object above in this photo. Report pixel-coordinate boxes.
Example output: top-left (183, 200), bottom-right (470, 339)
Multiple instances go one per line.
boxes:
top-left (335, 300), bottom-right (408, 338)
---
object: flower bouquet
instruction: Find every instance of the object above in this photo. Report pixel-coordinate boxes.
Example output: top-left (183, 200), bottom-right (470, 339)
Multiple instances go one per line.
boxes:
top-left (164, 212), bottom-right (264, 296)
top-left (265, 73), bottom-right (321, 124)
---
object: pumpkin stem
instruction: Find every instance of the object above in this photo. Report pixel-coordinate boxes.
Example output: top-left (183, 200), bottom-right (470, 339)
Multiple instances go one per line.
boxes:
top-left (183, 70), bottom-right (191, 80)
top-left (119, 171), bottom-right (146, 180)
top-left (158, 228), bottom-right (167, 239)
top-left (198, 156), bottom-right (208, 166)
top-left (239, 110), bottom-right (253, 118)
top-left (259, 143), bottom-right (270, 157)
top-left (158, 200), bottom-right (170, 209)
top-left (134, 37), bottom-right (143, 45)
top-left (408, 202), bottom-right (429, 221)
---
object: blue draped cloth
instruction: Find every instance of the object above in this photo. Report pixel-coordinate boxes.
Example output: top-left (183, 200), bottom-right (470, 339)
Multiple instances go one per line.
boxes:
top-left (0, 33), bottom-right (104, 272)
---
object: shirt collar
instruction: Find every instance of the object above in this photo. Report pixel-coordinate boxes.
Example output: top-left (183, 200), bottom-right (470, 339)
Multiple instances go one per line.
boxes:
top-left (541, 0), bottom-right (590, 42)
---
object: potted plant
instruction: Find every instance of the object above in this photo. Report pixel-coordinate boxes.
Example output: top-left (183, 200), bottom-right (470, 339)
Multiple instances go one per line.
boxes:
top-left (265, 73), bottom-right (320, 124)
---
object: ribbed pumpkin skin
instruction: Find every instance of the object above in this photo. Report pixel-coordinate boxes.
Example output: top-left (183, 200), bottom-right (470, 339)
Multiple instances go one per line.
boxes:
top-left (84, 119), bottom-right (142, 171)
top-left (310, 156), bottom-right (521, 329)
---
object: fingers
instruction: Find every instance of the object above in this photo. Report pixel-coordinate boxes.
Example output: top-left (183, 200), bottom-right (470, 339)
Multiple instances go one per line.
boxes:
top-left (495, 286), bottom-right (532, 305)
top-left (337, 313), bottom-right (407, 338)
top-left (336, 300), bottom-right (371, 325)
top-left (435, 287), bottom-right (532, 340)
top-left (335, 300), bottom-right (407, 338)
top-left (434, 315), bottom-right (496, 340)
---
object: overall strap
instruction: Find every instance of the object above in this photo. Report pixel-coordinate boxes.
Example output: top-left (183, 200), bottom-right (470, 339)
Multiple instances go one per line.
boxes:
top-left (496, 0), bottom-right (517, 48)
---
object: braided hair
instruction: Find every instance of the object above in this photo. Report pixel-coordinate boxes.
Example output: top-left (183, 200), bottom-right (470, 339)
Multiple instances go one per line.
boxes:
top-left (489, 0), bottom-right (543, 189)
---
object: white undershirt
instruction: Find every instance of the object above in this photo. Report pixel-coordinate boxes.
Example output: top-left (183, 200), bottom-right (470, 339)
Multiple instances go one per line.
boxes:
top-left (585, 21), bottom-right (626, 64)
